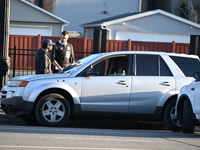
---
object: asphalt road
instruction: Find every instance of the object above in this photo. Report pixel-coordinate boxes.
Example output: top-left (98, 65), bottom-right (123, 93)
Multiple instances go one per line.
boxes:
top-left (0, 124), bottom-right (200, 150)
top-left (1, 109), bottom-right (200, 150)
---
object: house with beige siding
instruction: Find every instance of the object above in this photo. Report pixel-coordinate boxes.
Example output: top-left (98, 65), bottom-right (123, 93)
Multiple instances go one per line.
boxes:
top-left (10, 0), bottom-right (68, 36)
top-left (55, 0), bottom-right (141, 33)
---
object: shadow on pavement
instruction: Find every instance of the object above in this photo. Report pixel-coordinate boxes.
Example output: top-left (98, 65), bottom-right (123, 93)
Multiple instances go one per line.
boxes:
top-left (0, 109), bottom-right (166, 130)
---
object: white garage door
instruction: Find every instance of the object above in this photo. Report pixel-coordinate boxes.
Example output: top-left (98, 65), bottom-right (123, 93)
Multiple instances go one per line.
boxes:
top-left (10, 25), bottom-right (52, 36)
top-left (116, 31), bottom-right (190, 43)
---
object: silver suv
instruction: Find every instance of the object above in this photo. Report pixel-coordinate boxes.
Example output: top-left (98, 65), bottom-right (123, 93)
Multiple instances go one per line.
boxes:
top-left (1, 51), bottom-right (200, 131)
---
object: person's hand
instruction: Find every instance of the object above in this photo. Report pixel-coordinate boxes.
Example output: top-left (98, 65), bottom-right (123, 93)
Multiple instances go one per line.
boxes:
top-left (58, 67), bottom-right (63, 72)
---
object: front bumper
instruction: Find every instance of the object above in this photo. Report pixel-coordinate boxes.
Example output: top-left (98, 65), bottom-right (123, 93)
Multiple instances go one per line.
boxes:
top-left (0, 96), bottom-right (34, 117)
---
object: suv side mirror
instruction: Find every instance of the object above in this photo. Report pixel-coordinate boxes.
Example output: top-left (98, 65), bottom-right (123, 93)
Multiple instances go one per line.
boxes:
top-left (193, 72), bottom-right (200, 81)
top-left (84, 67), bottom-right (98, 77)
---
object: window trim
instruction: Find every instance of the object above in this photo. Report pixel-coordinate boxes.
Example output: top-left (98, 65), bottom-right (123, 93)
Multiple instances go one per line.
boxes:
top-left (134, 54), bottom-right (172, 76)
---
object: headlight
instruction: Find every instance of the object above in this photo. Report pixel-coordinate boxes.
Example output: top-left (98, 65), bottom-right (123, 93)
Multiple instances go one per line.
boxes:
top-left (7, 81), bottom-right (29, 87)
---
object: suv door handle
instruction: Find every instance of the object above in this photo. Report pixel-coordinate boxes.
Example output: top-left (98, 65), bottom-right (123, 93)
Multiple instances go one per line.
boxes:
top-left (160, 81), bottom-right (170, 86)
top-left (117, 80), bottom-right (127, 85)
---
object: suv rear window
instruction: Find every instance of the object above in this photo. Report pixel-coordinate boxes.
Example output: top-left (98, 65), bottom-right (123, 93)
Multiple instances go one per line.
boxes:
top-left (170, 56), bottom-right (200, 77)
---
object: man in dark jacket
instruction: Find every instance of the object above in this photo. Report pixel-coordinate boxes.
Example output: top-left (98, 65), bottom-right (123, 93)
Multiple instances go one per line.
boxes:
top-left (36, 39), bottom-right (62, 74)
top-left (51, 31), bottom-right (75, 73)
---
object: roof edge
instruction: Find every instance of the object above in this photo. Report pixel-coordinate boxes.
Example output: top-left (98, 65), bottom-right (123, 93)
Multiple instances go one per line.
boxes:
top-left (81, 9), bottom-right (200, 29)
top-left (154, 9), bottom-right (200, 28)
top-left (80, 23), bottom-right (103, 28)
top-left (103, 9), bottom-right (200, 28)
top-left (20, 0), bottom-right (69, 24)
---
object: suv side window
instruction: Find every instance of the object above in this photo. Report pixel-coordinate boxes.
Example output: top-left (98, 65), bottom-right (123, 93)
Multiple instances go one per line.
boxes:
top-left (136, 55), bottom-right (158, 76)
top-left (170, 56), bottom-right (200, 77)
top-left (94, 55), bottom-right (129, 76)
top-left (136, 54), bottom-right (172, 76)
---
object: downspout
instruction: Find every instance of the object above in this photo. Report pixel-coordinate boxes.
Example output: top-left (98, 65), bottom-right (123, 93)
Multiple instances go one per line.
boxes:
top-left (61, 22), bottom-right (69, 32)
top-left (138, 0), bottom-right (142, 12)
top-left (101, 25), bottom-right (111, 40)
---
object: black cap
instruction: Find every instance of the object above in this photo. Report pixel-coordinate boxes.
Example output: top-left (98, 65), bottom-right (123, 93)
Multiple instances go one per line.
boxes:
top-left (42, 39), bottom-right (55, 47)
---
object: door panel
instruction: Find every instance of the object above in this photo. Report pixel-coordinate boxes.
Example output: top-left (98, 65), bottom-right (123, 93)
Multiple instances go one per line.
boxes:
top-left (194, 82), bottom-right (200, 114)
top-left (81, 76), bottom-right (131, 112)
top-left (129, 76), bottom-right (175, 114)
top-left (129, 54), bottom-right (175, 115)
top-left (80, 55), bottom-right (131, 113)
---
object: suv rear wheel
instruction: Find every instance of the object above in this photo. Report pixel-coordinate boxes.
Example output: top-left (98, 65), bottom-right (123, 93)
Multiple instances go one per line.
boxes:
top-left (35, 93), bottom-right (70, 127)
top-left (163, 100), bottom-right (181, 132)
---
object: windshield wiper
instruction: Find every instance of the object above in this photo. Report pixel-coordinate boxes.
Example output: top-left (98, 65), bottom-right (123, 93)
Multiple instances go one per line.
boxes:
top-left (62, 61), bottom-right (82, 72)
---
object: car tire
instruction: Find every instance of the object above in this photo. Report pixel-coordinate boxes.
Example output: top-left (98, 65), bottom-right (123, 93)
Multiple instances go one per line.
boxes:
top-left (182, 100), bottom-right (194, 133)
top-left (35, 93), bottom-right (70, 127)
top-left (163, 100), bottom-right (181, 132)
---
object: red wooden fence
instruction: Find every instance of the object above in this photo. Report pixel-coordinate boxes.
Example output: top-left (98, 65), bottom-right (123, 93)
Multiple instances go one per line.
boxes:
top-left (9, 34), bottom-right (190, 70)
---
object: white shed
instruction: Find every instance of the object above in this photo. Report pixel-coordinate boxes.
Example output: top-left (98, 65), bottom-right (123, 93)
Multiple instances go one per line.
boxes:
top-left (81, 9), bottom-right (200, 43)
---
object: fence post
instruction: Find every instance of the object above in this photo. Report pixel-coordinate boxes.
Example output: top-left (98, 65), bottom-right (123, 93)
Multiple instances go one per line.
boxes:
top-left (93, 29), bottom-right (107, 53)
top-left (83, 36), bottom-right (87, 57)
top-left (127, 39), bottom-right (131, 51)
top-left (37, 34), bottom-right (41, 49)
top-left (12, 45), bottom-right (16, 77)
top-left (190, 35), bottom-right (200, 56)
top-left (0, 0), bottom-right (10, 88)
top-left (172, 41), bottom-right (176, 53)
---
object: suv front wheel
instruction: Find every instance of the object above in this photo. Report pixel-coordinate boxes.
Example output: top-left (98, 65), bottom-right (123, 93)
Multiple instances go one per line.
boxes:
top-left (35, 93), bottom-right (70, 127)
top-left (163, 100), bottom-right (181, 132)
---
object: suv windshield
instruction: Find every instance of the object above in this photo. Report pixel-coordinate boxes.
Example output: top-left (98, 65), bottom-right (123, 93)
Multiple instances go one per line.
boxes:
top-left (62, 54), bottom-right (99, 73)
